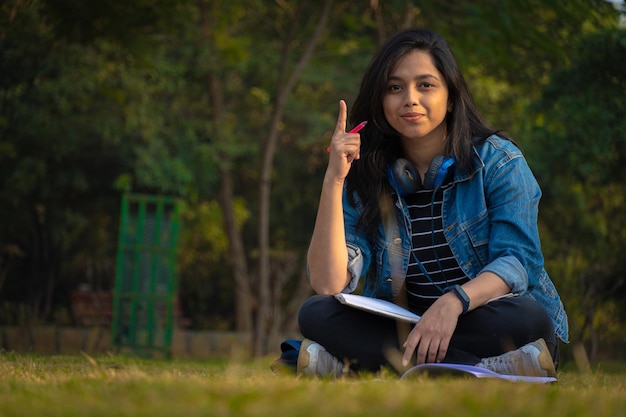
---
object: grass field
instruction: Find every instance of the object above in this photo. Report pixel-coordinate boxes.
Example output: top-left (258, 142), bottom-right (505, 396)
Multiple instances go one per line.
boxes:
top-left (0, 352), bottom-right (625, 417)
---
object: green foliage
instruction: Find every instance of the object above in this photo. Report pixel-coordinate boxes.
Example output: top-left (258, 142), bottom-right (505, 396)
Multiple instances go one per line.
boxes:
top-left (0, 2), bottom-right (134, 317)
top-left (43, 0), bottom-right (185, 49)
top-left (177, 199), bottom-right (250, 329)
top-left (532, 29), bottom-right (626, 184)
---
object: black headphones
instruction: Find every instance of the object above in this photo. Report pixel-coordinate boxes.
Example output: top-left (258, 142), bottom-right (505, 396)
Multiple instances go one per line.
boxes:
top-left (387, 155), bottom-right (456, 195)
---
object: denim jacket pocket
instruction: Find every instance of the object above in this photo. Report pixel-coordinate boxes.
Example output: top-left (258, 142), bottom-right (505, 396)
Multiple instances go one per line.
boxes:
top-left (464, 210), bottom-right (490, 262)
top-left (450, 210), bottom-right (489, 277)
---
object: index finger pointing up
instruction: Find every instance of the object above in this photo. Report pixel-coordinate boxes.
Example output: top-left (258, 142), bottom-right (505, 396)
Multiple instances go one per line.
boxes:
top-left (334, 100), bottom-right (348, 134)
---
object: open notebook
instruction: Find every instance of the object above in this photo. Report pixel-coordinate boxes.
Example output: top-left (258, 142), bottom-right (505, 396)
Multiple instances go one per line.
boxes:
top-left (400, 363), bottom-right (557, 383)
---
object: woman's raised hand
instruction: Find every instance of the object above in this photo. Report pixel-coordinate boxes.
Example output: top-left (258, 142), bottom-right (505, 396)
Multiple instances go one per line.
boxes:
top-left (326, 100), bottom-right (362, 182)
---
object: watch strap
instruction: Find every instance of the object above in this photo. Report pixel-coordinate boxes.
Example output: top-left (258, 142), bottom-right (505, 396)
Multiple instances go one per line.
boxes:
top-left (444, 284), bottom-right (470, 314)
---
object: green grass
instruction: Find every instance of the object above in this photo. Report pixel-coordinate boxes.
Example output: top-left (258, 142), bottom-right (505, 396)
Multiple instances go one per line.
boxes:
top-left (0, 353), bottom-right (625, 417)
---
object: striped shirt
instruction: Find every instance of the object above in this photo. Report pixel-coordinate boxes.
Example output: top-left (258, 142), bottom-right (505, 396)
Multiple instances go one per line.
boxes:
top-left (404, 189), bottom-right (468, 314)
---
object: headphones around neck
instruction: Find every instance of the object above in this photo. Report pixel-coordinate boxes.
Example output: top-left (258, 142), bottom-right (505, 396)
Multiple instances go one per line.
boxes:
top-left (387, 155), bottom-right (456, 195)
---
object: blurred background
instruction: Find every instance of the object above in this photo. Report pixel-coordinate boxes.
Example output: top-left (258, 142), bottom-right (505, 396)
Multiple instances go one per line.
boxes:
top-left (0, 0), bottom-right (624, 362)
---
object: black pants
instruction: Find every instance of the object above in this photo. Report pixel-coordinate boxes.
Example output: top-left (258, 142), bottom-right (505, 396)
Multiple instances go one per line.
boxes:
top-left (298, 294), bottom-right (559, 373)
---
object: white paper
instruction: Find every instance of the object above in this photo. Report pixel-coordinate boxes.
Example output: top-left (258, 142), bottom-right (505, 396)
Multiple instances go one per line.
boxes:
top-left (334, 293), bottom-right (421, 323)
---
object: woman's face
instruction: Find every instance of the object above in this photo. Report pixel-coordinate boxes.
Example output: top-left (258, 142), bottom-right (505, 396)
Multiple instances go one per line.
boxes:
top-left (382, 49), bottom-right (449, 145)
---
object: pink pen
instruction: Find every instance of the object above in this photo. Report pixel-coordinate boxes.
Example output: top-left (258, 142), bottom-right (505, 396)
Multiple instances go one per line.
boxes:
top-left (327, 121), bottom-right (368, 152)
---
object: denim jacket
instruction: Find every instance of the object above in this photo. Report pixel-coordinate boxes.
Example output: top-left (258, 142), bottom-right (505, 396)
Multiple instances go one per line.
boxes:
top-left (342, 135), bottom-right (569, 343)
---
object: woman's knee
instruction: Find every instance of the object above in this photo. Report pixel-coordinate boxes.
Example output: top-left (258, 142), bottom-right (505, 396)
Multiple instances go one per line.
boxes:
top-left (297, 294), bottom-right (336, 335)
top-left (516, 296), bottom-right (555, 335)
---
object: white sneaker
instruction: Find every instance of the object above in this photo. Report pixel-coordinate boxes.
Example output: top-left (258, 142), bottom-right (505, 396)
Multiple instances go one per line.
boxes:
top-left (476, 338), bottom-right (557, 378)
top-left (297, 339), bottom-right (345, 378)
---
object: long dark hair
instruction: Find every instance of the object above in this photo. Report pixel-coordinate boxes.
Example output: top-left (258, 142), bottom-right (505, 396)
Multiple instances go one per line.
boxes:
top-left (347, 28), bottom-right (501, 233)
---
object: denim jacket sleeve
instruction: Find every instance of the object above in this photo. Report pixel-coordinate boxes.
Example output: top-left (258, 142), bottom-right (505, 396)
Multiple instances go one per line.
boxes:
top-left (342, 187), bottom-right (371, 293)
top-left (470, 138), bottom-right (544, 293)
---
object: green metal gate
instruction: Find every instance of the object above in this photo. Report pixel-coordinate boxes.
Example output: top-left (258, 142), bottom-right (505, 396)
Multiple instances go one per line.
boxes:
top-left (111, 193), bottom-right (182, 358)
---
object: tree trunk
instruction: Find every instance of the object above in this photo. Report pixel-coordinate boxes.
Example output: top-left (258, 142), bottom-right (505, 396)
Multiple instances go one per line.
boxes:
top-left (255, 0), bottom-right (333, 356)
top-left (199, 0), bottom-right (254, 334)
top-left (218, 169), bottom-right (254, 333)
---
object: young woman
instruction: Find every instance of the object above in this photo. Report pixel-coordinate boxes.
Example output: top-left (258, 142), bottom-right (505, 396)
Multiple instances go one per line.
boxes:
top-left (297, 29), bottom-right (568, 378)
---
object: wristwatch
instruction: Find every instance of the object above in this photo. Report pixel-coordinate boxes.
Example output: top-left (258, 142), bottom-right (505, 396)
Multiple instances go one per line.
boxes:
top-left (444, 284), bottom-right (470, 314)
